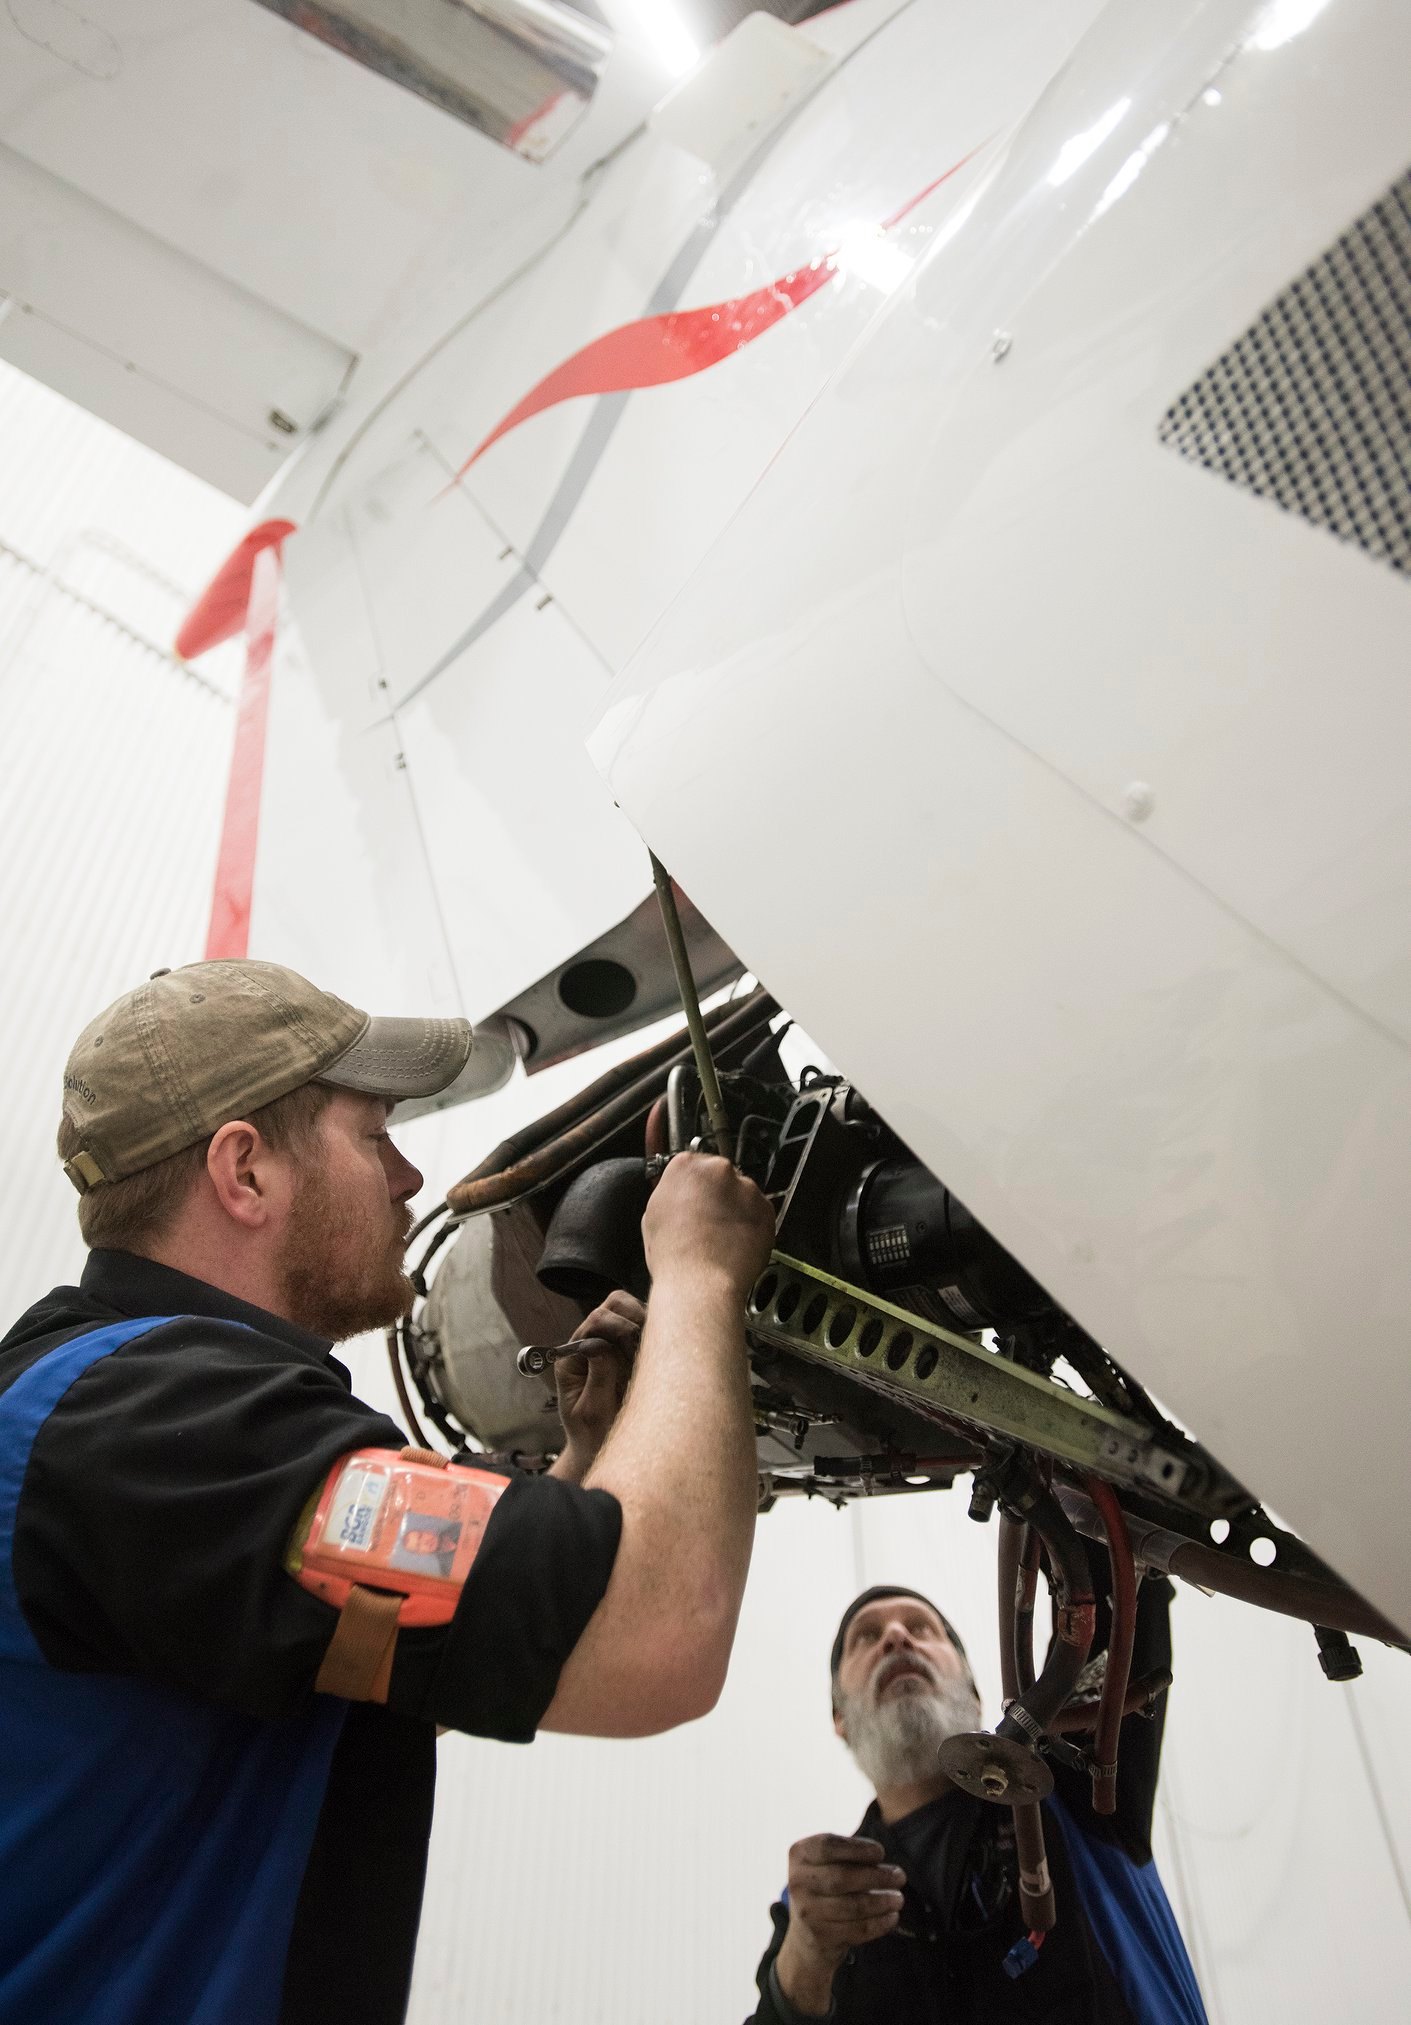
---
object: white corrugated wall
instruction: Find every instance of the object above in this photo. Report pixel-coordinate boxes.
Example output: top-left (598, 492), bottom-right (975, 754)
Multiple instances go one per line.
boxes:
top-left (1, 357), bottom-right (1407, 2024)
top-left (0, 359), bottom-right (244, 1297)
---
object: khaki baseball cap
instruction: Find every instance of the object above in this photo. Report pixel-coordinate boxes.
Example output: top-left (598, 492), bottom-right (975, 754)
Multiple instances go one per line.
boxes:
top-left (60, 959), bottom-right (472, 1194)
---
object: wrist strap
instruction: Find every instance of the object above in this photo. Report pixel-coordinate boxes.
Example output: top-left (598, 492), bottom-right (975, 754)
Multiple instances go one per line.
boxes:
top-left (314, 1584), bottom-right (403, 1702)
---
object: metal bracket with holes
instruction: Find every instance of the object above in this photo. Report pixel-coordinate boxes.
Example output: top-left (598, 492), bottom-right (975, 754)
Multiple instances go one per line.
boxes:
top-left (747, 1254), bottom-right (1246, 1519)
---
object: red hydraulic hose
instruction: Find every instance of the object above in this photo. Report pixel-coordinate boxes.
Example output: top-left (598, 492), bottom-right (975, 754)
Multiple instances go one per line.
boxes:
top-left (996, 1513), bottom-right (1056, 1931)
top-left (1084, 1476), bottom-right (1137, 1817)
top-left (997, 1515), bottom-right (1023, 1704)
top-left (1012, 1803), bottom-right (1056, 1933)
top-left (1014, 1524), bottom-right (1040, 1697)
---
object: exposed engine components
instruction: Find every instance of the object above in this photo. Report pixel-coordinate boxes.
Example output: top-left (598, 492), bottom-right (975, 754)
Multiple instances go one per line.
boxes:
top-left (390, 992), bottom-right (1407, 1664)
top-left (445, 986), bottom-right (779, 1218)
top-left (407, 1201), bottom-right (583, 1454)
top-left (839, 1155), bottom-right (1050, 1332)
top-left (745, 1253), bottom-right (1233, 1511)
top-left (937, 1454), bottom-right (1098, 1941)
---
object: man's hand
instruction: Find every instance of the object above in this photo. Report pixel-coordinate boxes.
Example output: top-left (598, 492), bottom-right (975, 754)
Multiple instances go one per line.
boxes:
top-left (774, 1835), bottom-right (905, 2017)
top-left (641, 1151), bottom-right (775, 1298)
top-left (550, 1291), bottom-right (642, 1484)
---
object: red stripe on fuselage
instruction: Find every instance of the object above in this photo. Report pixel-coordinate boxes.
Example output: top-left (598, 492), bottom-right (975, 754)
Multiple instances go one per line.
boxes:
top-left (189, 146), bottom-right (988, 959)
top-left (879, 142), bottom-right (987, 230)
top-left (453, 145), bottom-right (986, 481)
top-left (176, 518), bottom-right (295, 660)
top-left (204, 544), bottom-right (281, 960)
top-left (456, 255), bottom-right (837, 477)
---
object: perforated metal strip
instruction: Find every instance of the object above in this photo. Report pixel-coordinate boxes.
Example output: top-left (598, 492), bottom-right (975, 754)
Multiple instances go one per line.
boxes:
top-left (747, 1253), bottom-right (1246, 1518)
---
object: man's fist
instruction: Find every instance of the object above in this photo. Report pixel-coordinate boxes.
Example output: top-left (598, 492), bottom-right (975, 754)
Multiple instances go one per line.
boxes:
top-left (774, 1834), bottom-right (905, 2016)
top-left (641, 1151), bottom-right (775, 1297)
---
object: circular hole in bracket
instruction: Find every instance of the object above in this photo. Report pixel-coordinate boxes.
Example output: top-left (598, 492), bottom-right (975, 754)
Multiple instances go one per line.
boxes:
top-left (827, 1306), bottom-right (857, 1349)
top-left (858, 1320), bottom-right (883, 1359)
top-left (1208, 1518), bottom-right (1230, 1545)
top-left (775, 1282), bottom-right (802, 1325)
top-left (914, 1345), bottom-right (938, 1381)
top-left (885, 1331), bottom-right (914, 1372)
top-left (751, 1272), bottom-right (778, 1315)
top-left (1249, 1536), bottom-right (1277, 1567)
top-left (801, 1293), bottom-right (828, 1335)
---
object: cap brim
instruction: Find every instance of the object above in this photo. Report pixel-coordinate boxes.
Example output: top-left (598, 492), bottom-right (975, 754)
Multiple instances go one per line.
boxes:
top-left (321, 1016), bottom-right (473, 1101)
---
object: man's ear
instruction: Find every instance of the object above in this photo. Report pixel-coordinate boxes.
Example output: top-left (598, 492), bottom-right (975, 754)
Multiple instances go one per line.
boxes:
top-left (205, 1120), bottom-right (272, 1231)
top-left (833, 1702), bottom-right (847, 1743)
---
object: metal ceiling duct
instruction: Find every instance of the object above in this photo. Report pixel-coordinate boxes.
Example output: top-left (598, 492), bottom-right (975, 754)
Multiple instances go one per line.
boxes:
top-left (247, 0), bottom-right (613, 161)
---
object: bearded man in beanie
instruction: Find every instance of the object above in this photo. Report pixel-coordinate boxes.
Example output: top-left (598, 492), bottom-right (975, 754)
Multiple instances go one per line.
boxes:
top-left (0, 960), bottom-right (774, 2025)
top-left (746, 1582), bottom-right (1206, 2025)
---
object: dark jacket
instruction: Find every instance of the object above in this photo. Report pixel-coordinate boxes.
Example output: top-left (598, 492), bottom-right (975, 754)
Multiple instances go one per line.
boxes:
top-left (747, 1570), bottom-right (1207, 2025)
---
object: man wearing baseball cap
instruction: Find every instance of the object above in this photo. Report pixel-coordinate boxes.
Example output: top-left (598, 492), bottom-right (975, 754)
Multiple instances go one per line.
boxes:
top-left (0, 959), bottom-right (774, 2025)
top-left (747, 1583), bottom-right (1204, 2024)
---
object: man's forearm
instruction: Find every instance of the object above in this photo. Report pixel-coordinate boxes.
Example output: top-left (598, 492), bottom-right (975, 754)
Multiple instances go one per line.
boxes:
top-left (586, 1259), bottom-right (757, 1650)
top-left (540, 1259), bottom-right (757, 1733)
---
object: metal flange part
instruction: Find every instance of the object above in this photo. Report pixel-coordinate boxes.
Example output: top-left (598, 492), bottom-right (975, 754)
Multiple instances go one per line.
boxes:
top-left (936, 1731), bottom-right (1056, 1805)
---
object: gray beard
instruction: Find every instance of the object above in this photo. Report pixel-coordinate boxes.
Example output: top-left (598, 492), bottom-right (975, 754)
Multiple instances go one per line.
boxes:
top-left (842, 1673), bottom-right (982, 1792)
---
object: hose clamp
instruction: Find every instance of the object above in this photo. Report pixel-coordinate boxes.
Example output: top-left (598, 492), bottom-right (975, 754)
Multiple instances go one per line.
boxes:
top-left (1004, 1703), bottom-right (1046, 1750)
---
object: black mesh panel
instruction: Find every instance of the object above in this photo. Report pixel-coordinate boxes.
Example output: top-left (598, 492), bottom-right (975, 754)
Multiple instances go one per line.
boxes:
top-left (1158, 165), bottom-right (1411, 578)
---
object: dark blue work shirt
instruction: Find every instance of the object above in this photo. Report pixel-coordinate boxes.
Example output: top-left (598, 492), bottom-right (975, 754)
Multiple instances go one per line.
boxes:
top-left (0, 1250), bottom-right (621, 2024)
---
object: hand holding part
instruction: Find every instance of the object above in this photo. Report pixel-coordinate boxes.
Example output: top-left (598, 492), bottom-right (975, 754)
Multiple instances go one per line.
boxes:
top-left (775, 1833), bottom-right (906, 2010)
top-left (552, 1291), bottom-right (642, 1466)
top-left (641, 1149), bottom-right (775, 1298)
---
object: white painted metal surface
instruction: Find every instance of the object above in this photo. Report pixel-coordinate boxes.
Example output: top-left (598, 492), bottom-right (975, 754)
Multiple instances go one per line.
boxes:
top-left (247, 0), bottom-right (1104, 1033)
top-left (0, 0), bottom-right (660, 498)
top-left (590, 0), bottom-right (1411, 1632)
